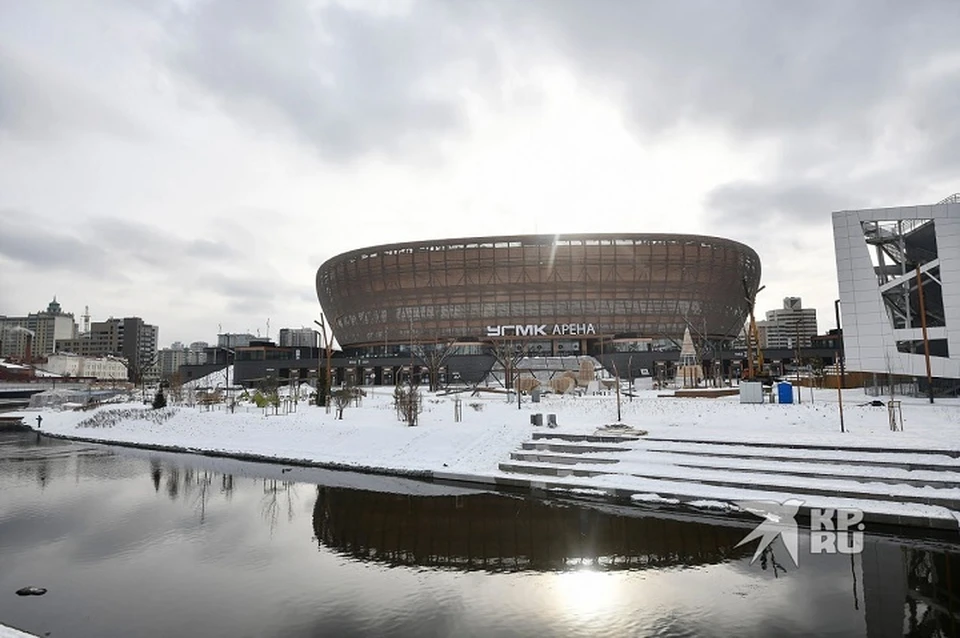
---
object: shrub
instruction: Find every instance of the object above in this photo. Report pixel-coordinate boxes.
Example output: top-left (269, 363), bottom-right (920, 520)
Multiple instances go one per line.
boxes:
top-left (152, 389), bottom-right (167, 409)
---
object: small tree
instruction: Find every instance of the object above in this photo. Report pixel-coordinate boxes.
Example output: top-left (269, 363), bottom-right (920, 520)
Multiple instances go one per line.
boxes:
top-left (316, 373), bottom-right (329, 407)
top-left (152, 388), bottom-right (167, 409)
top-left (393, 383), bottom-right (422, 426)
top-left (332, 387), bottom-right (353, 420)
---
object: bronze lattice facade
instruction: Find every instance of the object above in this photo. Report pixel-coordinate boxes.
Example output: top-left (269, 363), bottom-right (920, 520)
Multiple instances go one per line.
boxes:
top-left (316, 233), bottom-right (761, 352)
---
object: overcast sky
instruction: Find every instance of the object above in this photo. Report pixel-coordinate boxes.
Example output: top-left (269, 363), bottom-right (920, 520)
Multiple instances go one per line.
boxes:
top-left (2, 1), bottom-right (958, 346)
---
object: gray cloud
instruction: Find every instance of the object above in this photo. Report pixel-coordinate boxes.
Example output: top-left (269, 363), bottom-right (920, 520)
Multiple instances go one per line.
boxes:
top-left (0, 209), bottom-right (114, 275)
top-left (0, 210), bottom-right (238, 277)
top-left (705, 181), bottom-right (861, 229)
top-left (167, 0), bottom-right (501, 161)
top-left (505, 1), bottom-right (957, 139)
top-left (0, 46), bottom-right (144, 141)
top-left (498, 0), bottom-right (960, 236)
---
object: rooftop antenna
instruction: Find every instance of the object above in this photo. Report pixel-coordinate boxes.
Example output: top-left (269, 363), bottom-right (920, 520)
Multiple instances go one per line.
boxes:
top-left (266, 318), bottom-right (270, 340)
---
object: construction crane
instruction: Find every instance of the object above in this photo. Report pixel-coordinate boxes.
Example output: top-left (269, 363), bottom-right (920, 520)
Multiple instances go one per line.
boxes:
top-left (742, 279), bottom-right (766, 380)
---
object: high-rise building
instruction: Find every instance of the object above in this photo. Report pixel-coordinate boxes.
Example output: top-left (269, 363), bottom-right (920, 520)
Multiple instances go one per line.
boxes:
top-left (58, 316), bottom-right (159, 382)
top-left (0, 297), bottom-right (78, 360)
top-left (158, 346), bottom-right (187, 379)
top-left (279, 327), bottom-right (318, 348)
top-left (756, 297), bottom-right (818, 349)
top-left (187, 341), bottom-right (209, 365)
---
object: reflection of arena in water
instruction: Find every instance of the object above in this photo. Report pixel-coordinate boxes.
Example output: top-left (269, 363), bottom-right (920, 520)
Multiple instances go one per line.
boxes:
top-left (312, 487), bottom-right (750, 572)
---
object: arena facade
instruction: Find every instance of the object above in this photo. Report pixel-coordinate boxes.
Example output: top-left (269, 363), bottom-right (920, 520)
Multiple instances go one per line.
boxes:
top-left (316, 233), bottom-right (761, 362)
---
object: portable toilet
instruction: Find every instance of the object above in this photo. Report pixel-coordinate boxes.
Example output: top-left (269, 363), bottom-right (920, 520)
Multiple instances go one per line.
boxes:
top-left (777, 382), bottom-right (794, 404)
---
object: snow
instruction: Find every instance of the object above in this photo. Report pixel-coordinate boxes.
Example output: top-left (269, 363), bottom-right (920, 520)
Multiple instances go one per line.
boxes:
top-left (183, 364), bottom-right (234, 390)
top-left (12, 386), bottom-right (960, 526)
top-left (0, 624), bottom-right (39, 638)
top-left (630, 493), bottom-right (681, 505)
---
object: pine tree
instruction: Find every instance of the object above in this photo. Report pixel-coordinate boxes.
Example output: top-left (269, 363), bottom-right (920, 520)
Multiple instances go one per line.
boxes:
top-left (152, 388), bottom-right (167, 409)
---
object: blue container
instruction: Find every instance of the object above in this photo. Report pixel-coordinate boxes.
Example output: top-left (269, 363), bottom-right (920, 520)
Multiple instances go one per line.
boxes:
top-left (777, 382), bottom-right (794, 404)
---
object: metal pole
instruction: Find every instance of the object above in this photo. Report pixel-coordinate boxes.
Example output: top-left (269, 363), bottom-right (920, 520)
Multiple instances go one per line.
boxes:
top-left (325, 317), bottom-right (333, 413)
top-left (834, 299), bottom-right (845, 389)
top-left (836, 350), bottom-right (845, 433)
top-left (915, 265), bottom-right (935, 403)
top-left (614, 363), bottom-right (622, 422)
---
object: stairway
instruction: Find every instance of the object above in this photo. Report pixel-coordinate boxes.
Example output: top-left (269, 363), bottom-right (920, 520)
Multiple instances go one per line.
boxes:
top-left (497, 433), bottom-right (960, 530)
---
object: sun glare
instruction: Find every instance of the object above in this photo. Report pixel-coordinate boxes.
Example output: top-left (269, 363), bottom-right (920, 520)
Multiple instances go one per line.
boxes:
top-left (551, 567), bottom-right (627, 621)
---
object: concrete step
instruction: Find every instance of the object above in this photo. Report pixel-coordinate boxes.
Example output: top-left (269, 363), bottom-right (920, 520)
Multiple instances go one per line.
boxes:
top-left (637, 445), bottom-right (960, 472)
top-left (509, 451), bottom-right (621, 465)
top-left (499, 462), bottom-right (607, 478)
top-left (521, 441), bottom-right (630, 454)
top-left (643, 436), bottom-right (960, 458)
top-left (531, 432), bottom-right (642, 443)
top-left (497, 461), bottom-right (960, 510)
top-left (512, 448), bottom-right (960, 488)
top-left (437, 470), bottom-right (960, 532)
top-left (668, 460), bottom-right (960, 489)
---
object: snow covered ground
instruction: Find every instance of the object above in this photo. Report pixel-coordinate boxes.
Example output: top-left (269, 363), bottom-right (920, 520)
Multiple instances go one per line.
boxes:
top-left (0, 623), bottom-right (39, 638)
top-left (12, 386), bottom-right (960, 528)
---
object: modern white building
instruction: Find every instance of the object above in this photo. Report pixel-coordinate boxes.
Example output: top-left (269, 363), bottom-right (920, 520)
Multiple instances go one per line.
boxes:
top-left (41, 353), bottom-right (128, 380)
top-left (833, 195), bottom-right (960, 382)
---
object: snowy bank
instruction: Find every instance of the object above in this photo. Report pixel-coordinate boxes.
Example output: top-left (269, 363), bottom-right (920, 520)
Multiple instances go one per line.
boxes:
top-left (13, 387), bottom-right (960, 529)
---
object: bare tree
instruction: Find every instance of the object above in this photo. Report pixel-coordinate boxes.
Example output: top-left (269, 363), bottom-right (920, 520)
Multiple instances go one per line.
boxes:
top-left (411, 340), bottom-right (456, 392)
top-left (167, 371), bottom-right (183, 405)
top-left (393, 382), bottom-right (422, 426)
top-left (487, 340), bottom-right (530, 399)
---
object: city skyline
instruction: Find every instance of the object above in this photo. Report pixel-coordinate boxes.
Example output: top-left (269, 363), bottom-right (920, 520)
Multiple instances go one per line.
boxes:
top-left (2, 2), bottom-right (958, 344)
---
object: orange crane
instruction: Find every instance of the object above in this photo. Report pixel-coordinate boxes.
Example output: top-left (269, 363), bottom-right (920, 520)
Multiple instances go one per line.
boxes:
top-left (743, 280), bottom-right (765, 380)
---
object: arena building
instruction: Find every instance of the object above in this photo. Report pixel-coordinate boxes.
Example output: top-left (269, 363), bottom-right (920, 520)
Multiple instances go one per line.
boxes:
top-left (313, 233), bottom-right (761, 383)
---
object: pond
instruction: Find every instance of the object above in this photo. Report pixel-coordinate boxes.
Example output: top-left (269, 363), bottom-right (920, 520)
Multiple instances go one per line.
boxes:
top-left (0, 432), bottom-right (957, 637)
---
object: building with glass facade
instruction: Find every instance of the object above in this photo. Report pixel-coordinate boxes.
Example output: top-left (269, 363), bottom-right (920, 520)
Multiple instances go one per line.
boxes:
top-left (316, 233), bottom-right (761, 358)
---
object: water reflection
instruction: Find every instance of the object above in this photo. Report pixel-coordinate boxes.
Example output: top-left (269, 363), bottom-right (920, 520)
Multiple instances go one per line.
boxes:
top-left (312, 486), bottom-right (751, 572)
top-left (1, 432), bottom-right (959, 638)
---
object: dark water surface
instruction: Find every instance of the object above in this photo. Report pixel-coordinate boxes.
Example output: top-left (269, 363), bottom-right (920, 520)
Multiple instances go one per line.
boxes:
top-left (1, 433), bottom-right (958, 637)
